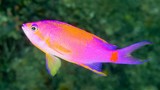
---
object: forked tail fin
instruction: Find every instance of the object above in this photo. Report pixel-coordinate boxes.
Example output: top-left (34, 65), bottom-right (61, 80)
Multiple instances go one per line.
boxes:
top-left (114, 41), bottom-right (152, 64)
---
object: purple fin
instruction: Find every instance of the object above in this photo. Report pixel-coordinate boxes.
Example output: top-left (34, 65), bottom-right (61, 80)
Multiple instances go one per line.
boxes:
top-left (79, 63), bottom-right (107, 76)
top-left (93, 37), bottom-right (117, 50)
top-left (115, 41), bottom-right (152, 64)
top-left (105, 44), bottom-right (117, 50)
top-left (85, 63), bottom-right (102, 72)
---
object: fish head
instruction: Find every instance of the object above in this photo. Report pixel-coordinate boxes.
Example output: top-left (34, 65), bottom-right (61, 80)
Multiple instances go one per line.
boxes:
top-left (22, 20), bottom-right (54, 52)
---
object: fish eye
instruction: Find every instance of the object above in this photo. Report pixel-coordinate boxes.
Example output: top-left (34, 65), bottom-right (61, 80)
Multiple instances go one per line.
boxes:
top-left (31, 24), bottom-right (38, 31)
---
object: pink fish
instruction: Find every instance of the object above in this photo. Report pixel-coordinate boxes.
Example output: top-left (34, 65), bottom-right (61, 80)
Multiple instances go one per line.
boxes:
top-left (22, 20), bottom-right (151, 76)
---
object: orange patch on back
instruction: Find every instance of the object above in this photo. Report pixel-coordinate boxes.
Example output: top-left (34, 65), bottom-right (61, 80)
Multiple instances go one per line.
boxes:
top-left (110, 51), bottom-right (118, 62)
top-left (59, 23), bottom-right (93, 42)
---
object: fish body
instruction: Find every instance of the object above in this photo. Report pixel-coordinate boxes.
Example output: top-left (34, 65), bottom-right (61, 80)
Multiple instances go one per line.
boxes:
top-left (22, 20), bottom-right (151, 76)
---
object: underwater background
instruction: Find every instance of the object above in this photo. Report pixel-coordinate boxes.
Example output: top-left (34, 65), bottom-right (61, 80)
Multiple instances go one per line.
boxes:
top-left (0, 0), bottom-right (159, 90)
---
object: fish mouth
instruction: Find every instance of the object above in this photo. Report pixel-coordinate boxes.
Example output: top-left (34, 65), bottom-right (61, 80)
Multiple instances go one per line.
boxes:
top-left (22, 24), bottom-right (26, 30)
top-left (21, 24), bottom-right (30, 36)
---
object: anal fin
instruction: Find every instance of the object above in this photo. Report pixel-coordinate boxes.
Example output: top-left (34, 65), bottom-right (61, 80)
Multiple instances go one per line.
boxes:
top-left (78, 63), bottom-right (107, 76)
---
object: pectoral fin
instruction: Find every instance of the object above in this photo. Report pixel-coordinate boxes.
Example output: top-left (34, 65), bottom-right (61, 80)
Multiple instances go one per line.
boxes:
top-left (46, 54), bottom-right (61, 76)
top-left (50, 42), bottom-right (71, 54)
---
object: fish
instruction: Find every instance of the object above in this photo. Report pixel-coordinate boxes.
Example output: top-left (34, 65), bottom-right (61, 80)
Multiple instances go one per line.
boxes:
top-left (22, 20), bottom-right (151, 76)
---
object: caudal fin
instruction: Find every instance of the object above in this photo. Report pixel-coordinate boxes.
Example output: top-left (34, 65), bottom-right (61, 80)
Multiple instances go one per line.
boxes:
top-left (115, 41), bottom-right (152, 64)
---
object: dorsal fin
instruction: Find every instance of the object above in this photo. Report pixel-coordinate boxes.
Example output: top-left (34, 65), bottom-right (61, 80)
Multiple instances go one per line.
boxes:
top-left (93, 37), bottom-right (117, 50)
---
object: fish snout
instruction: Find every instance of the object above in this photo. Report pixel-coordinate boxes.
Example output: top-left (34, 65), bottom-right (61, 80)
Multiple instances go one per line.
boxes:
top-left (22, 24), bottom-right (26, 30)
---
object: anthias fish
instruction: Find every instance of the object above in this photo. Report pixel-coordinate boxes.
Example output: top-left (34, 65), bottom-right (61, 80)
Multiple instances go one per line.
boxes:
top-left (22, 20), bottom-right (151, 76)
